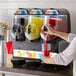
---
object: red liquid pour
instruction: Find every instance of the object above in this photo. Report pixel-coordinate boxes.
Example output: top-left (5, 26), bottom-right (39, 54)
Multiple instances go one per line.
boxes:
top-left (45, 36), bottom-right (48, 51)
top-left (43, 36), bottom-right (50, 56)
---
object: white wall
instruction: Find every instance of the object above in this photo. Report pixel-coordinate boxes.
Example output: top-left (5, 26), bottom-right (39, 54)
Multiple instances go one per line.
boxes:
top-left (0, 0), bottom-right (76, 33)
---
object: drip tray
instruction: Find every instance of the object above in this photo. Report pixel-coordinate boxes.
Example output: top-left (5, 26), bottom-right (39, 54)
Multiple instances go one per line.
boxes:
top-left (13, 62), bottom-right (70, 72)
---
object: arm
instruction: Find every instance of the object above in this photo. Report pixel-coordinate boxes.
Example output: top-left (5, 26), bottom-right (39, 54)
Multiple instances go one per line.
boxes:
top-left (53, 31), bottom-right (69, 41)
top-left (45, 26), bottom-right (76, 42)
top-left (42, 37), bottom-right (76, 65)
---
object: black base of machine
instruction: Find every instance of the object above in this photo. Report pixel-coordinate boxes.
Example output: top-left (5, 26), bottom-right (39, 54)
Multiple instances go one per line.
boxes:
top-left (11, 58), bottom-right (25, 67)
top-left (11, 58), bottom-right (70, 72)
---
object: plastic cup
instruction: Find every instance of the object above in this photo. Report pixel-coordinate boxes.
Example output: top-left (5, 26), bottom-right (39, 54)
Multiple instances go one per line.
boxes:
top-left (42, 44), bottom-right (51, 56)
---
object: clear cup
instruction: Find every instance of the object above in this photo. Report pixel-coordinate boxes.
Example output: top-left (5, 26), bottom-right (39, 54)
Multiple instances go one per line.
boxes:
top-left (42, 43), bottom-right (51, 56)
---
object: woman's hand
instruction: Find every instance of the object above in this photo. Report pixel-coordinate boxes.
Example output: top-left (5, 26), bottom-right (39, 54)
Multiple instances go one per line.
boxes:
top-left (44, 25), bottom-right (56, 35)
top-left (41, 55), bottom-right (56, 64)
top-left (41, 55), bottom-right (51, 64)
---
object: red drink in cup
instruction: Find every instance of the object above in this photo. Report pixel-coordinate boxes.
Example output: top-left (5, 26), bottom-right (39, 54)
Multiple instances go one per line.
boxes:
top-left (42, 43), bottom-right (51, 56)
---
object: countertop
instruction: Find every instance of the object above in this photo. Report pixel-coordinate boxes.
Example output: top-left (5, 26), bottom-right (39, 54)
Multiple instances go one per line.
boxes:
top-left (0, 65), bottom-right (73, 76)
